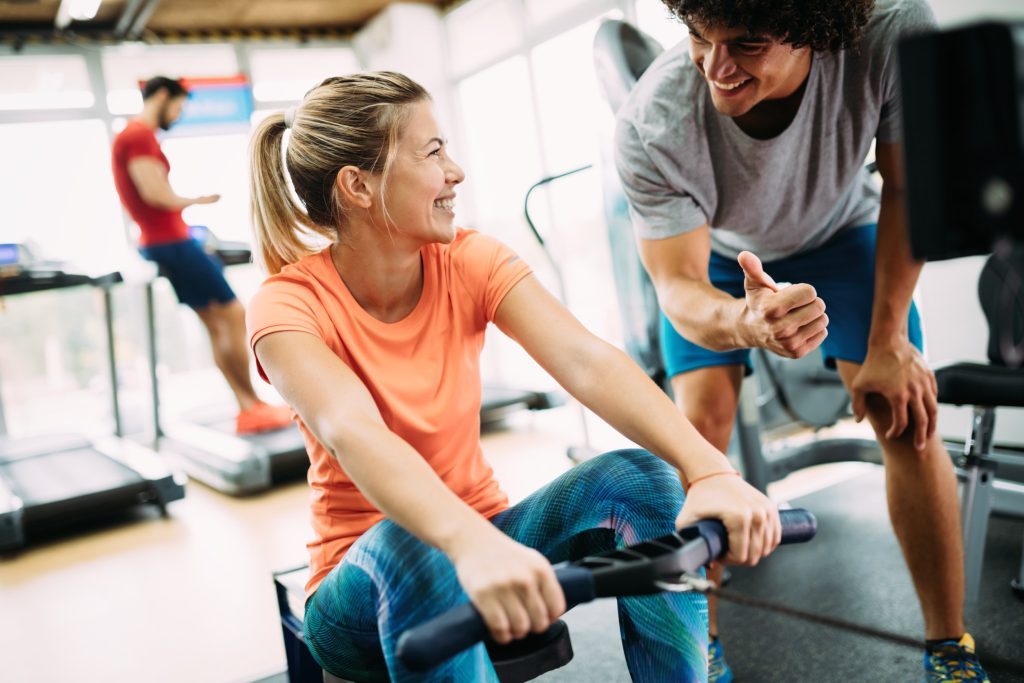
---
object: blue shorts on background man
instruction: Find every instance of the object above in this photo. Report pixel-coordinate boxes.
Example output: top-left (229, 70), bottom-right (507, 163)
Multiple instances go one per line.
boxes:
top-left (140, 237), bottom-right (237, 310)
top-left (659, 224), bottom-right (924, 378)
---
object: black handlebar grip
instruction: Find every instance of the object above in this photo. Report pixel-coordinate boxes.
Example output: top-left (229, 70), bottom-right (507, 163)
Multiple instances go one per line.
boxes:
top-left (693, 508), bottom-right (817, 561)
top-left (778, 508), bottom-right (818, 544)
top-left (396, 565), bottom-right (593, 672)
top-left (396, 510), bottom-right (816, 671)
top-left (396, 601), bottom-right (484, 672)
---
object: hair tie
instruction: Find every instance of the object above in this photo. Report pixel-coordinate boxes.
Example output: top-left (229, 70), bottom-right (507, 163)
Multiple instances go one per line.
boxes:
top-left (284, 106), bottom-right (296, 129)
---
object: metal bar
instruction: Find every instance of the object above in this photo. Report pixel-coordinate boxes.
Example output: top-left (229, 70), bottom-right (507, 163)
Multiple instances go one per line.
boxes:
top-left (735, 376), bottom-right (770, 492)
top-left (114, 0), bottom-right (147, 37)
top-left (522, 164), bottom-right (596, 459)
top-left (145, 281), bottom-right (162, 441)
top-left (125, 0), bottom-right (162, 41)
top-left (0, 372), bottom-right (7, 437)
top-left (101, 283), bottom-right (124, 437)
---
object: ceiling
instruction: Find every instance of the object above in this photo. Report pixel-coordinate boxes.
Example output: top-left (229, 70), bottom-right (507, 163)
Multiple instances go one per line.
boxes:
top-left (0, 0), bottom-right (453, 41)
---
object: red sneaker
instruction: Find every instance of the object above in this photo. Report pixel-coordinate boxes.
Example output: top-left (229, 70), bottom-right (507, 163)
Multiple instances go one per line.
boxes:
top-left (236, 402), bottom-right (293, 435)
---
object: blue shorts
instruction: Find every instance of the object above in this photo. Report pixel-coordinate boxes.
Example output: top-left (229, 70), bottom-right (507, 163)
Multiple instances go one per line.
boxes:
top-left (139, 238), bottom-right (236, 310)
top-left (660, 224), bottom-right (924, 378)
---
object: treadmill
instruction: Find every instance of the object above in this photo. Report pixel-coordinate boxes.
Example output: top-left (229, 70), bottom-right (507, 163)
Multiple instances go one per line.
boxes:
top-left (142, 227), bottom-right (308, 496)
top-left (0, 243), bottom-right (186, 552)
top-left (480, 385), bottom-right (560, 426)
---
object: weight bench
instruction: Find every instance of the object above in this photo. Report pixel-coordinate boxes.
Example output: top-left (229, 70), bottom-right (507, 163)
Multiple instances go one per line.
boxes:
top-left (273, 565), bottom-right (573, 682)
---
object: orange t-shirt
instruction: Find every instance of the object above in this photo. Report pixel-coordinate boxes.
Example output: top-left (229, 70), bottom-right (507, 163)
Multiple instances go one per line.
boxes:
top-left (247, 229), bottom-right (532, 596)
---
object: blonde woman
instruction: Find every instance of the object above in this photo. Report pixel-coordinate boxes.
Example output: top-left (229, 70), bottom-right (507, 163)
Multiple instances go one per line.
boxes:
top-left (247, 71), bottom-right (780, 682)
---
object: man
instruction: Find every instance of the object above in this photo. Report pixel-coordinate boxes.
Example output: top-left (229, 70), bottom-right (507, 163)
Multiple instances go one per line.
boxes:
top-left (111, 76), bottom-right (291, 435)
top-left (614, 1), bottom-right (988, 681)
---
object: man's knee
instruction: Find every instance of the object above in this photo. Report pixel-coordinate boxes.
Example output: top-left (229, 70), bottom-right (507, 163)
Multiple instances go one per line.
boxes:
top-left (687, 409), bottom-right (735, 447)
top-left (861, 393), bottom-right (934, 460)
top-left (671, 371), bottom-right (739, 447)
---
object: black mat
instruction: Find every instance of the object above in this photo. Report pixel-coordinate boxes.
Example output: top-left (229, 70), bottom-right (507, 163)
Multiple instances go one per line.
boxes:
top-left (719, 466), bottom-right (1024, 682)
top-left (541, 465), bottom-right (1024, 682)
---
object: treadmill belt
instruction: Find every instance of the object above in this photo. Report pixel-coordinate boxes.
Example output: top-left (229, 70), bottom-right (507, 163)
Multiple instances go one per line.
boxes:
top-left (0, 447), bottom-right (142, 507)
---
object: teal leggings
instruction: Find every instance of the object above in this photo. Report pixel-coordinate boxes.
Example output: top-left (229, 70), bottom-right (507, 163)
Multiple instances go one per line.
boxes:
top-left (304, 449), bottom-right (710, 682)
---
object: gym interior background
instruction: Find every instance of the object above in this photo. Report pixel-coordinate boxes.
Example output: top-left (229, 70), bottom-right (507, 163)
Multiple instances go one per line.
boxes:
top-left (1, 1), bottom-right (1022, 682)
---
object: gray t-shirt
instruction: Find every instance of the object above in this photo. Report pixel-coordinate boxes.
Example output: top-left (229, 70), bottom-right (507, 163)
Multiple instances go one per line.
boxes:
top-left (614, 0), bottom-right (937, 261)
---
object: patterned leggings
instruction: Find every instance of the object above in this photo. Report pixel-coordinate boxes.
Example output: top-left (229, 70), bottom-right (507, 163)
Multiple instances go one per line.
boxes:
top-left (304, 449), bottom-right (709, 682)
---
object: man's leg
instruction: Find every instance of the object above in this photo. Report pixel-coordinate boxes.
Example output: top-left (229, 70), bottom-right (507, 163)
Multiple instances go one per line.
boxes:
top-left (195, 300), bottom-right (261, 412)
top-left (835, 360), bottom-right (965, 640)
top-left (670, 366), bottom-right (744, 645)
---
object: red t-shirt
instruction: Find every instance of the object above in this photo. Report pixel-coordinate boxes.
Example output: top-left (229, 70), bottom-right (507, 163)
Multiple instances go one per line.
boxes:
top-left (110, 120), bottom-right (189, 247)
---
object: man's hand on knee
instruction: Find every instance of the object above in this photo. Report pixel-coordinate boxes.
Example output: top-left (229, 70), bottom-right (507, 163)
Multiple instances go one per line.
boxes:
top-left (850, 341), bottom-right (938, 451)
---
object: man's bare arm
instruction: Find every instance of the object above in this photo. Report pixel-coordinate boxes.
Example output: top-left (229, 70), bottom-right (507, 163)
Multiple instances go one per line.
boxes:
top-left (127, 157), bottom-right (219, 211)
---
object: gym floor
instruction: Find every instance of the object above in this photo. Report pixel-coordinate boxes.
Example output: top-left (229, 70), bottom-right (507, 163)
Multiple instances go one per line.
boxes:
top-left (1, 409), bottom-right (1018, 683)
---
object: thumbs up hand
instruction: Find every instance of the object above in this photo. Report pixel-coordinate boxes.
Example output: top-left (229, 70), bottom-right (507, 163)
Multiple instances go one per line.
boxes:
top-left (737, 251), bottom-right (829, 359)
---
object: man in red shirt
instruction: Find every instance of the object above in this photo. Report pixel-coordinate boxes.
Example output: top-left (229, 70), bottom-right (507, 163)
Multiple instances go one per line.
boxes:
top-left (111, 76), bottom-right (290, 435)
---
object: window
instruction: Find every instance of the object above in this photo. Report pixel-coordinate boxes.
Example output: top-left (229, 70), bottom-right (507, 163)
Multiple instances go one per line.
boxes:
top-left (162, 133), bottom-right (252, 243)
top-left (456, 56), bottom-right (543, 248)
top-left (0, 118), bottom-right (131, 437)
top-left (528, 16), bottom-right (623, 343)
top-left (446, 0), bottom-right (524, 77)
top-left (0, 119), bottom-right (125, 270)
top-left (0, 55), bottom-right (93, 110)
top-left (635, 0), bottom-right (687, 50)
top-left (249, 47), bottom-right (360, 103)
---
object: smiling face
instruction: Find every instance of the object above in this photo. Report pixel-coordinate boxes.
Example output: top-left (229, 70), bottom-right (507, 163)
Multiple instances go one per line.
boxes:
top-left (688, 22), bottom-right (811, 119)
top-left (374, 99), bottom-right (465, 245)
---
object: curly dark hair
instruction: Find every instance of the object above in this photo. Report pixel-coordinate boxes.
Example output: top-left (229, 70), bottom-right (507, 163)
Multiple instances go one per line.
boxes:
top-left (661, 0), bottom-right (875, 52)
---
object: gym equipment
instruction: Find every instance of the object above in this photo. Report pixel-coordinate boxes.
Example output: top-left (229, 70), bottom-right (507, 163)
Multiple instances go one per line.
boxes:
top-left (397, 508), bottom-right (817, 673)
top-left (935, 248), bottom-right (1024, 604)
top-left (899, 23), bottom-right (1024, 605)
top-left (522, 165), bottom-right (601, 461)
top-left (592, 19), bottom-right (881, 493)
top-left (0, 243), bottom-right (185, 551)
top-left (141, 227), bottom-right (308, 495)
top-left (272, 564), bottom-right (572, 683)
top-left (479, 384), bottom-right (560, 426)
top-left (898, 21), bottom-right (1024, 262)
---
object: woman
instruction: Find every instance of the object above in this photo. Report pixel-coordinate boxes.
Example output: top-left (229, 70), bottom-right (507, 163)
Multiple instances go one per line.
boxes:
top-left (247, 71), bottom-right (780, 682)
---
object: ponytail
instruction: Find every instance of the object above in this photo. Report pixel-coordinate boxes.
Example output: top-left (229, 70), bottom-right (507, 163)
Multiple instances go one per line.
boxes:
top-left (248, 113), bottom-right (334, 274)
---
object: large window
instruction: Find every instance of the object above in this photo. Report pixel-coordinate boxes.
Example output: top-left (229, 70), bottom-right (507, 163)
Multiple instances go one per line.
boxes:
top-left (635, 0), bottom-right (687, 50)
top-left (446, 0), bottom-right (525, 77)
top-left (449, 1), bottom-right (632, 388)
top-left (249, 47), bottom-right (360, 103)
top-left (0, 119), bottom-right (125, 271)
top-left (0, 54), bottom-right (94, 110)
top-left (528, 17), bottom-right (622, 342)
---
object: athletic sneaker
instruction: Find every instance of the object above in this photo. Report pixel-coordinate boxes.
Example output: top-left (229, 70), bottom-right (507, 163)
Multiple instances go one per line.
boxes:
top-left (236, 402), bottom-right (293, 435)
top-left (923, 633), bottom-right (989, 682)
top-left (708, 637), bottom-right (734, 683)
